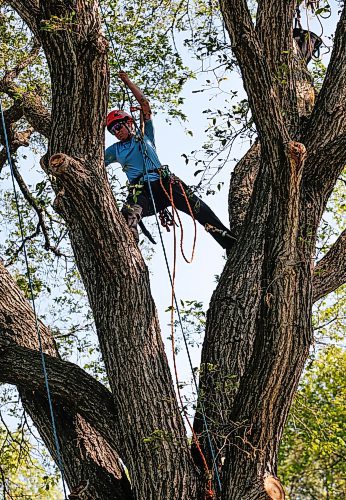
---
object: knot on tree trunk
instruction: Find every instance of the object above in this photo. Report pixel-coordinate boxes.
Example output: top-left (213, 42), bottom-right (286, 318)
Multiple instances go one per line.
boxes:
top-left (50, 153), bottom-right (88, 178)
top-left (264, 475), bottom-right (285, 499)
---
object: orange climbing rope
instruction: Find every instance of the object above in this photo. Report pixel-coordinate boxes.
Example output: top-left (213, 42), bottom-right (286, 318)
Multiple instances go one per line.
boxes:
top-left (166, 179), bottom-right (214, 499)
top-left (159, 172), bottom-right (197, 263)
top-left (100, 6), bottom-right (221, 495)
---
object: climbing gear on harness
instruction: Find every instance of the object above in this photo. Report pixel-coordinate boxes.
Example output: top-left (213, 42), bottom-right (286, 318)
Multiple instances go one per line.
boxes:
top-left (130, 164), bottom-right (171, 187)
top-left (126, 166), bottom-right (180, 241)
top-left (159, 207), bottom-right (177, 232)
top-left (106, 109), bottom-right (133, 132)
top-left (159, 171), bottom-right (197, 264)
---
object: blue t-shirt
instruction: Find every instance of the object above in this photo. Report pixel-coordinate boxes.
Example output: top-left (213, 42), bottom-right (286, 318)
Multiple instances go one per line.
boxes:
top-left (105, 119), bottom-right (161, 183)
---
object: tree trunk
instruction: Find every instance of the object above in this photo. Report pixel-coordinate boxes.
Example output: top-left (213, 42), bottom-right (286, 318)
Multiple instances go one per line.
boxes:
top-left (6, 1), bottom-right (200, 497)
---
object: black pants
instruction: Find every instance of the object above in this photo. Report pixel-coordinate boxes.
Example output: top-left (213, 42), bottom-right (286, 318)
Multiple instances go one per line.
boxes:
top-left (122, 176), bottom-right (236, 249)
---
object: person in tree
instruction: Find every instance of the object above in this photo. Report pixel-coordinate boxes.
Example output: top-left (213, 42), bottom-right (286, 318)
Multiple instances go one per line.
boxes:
top-left (105, 71), bottom-right (236, 249)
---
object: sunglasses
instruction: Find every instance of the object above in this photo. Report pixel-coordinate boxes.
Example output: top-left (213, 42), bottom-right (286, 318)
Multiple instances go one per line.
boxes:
top-left (111, 121), bottom-right (127, 134)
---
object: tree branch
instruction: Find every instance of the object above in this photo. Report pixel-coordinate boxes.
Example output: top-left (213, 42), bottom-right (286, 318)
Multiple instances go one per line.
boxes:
top-left (0, 83), bottom-right (51, 139)
top-left (0, 128), bottom-right (33, 174)
top-left (1, 37), bottom-right (40, 86)
top-left (5, 223), bottom-right (41, 267)
top-left (0, 261), bottom-right (132, 498)
top-left (9, 158), bottom-right (64, 258)
top-left (0, 334), bottom-right (121, 453)
top-left (303, 4), bottom-right (346, 150)
top-left (256, 1), bottom-right (299, 131)
top-left (0, 101), bottom-right (24, 128)
top-left (219, 0), bottom-right (290, 154)
top-left (0, 40), bottom-right (51, 139)
top-left (313, 229), bottom-right (346, 303)
top-left (303, 133), bottom-right (346, 195)
top-left (6, 1), bottom-right (41, 38)
top-left (228, 142), bottom-right (261, 235)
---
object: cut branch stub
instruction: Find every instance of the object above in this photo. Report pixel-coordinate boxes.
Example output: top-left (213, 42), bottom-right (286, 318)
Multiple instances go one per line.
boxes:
top-left (49, 154), bottom-right (92, 215)
top-left (264, 475), bottom-right (286, 500)
top-left (49, 153), bottom-right (90, 183)
top-left (287, 141), bottom-right (306, 176)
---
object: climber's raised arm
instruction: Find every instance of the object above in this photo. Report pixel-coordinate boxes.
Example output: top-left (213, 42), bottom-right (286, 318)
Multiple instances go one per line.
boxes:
top-left (118, 71), bottom-right (152, 121)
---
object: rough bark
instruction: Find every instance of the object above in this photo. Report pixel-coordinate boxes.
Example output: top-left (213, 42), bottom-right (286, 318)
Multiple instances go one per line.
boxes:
top-left (0, 335), bottom-right (120, 451)
top-left (228, 141), bottom-right (261, 235)
top-left (313, 229), bottom-right (346, 302)
top-left (194, 2), bottom-right (346, 499)
top-left (1, 1), bottom-right (346, 499)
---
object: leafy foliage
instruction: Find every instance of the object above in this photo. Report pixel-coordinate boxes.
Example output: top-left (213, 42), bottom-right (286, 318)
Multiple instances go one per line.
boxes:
top-left (0, 425), bottom-right (62, 498)
top-left (103, 0), bottom-right (194, 119)
top-left (279, 346), bottom-right (346, 499)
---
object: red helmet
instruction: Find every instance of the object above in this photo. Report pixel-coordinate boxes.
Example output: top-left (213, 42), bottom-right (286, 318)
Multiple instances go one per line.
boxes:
top-left (106, 110), bottom-right (132, 132)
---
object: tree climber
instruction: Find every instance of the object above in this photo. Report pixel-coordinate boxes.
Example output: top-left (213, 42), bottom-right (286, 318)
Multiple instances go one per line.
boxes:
top-left (105, 71), bottom-right (237, 249)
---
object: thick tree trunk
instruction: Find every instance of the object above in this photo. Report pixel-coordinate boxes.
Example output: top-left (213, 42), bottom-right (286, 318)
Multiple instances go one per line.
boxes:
top-left (196, 146), bottom-right (310, 494)
top-left (191, 2), bottom-right (346, 497)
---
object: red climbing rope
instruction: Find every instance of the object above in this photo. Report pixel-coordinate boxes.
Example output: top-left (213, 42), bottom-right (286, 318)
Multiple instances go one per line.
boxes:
top-left (167, 180), bottom-right (214, 499)
top-left (159, 172), bottom-right (197, 263)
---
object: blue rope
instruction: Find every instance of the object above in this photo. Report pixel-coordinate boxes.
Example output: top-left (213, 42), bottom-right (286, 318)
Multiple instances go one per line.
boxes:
top-left (0, 99), bottom-right (68, 499)
top-left (101, 6), bottom-right (222, 493)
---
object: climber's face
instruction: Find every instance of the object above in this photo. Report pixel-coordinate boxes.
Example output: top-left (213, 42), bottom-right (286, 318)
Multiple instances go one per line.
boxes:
top-left (111, 121), bottom-right (134, 142)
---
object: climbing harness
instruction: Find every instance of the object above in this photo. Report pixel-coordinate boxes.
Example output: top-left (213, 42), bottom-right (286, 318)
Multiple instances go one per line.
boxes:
top-left (0, 99), bottom-right (68, 499)
top-left (101, 6), bottom-right (222, 496)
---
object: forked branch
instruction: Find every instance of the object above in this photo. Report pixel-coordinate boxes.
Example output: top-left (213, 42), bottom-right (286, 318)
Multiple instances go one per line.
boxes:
top-left (219, 0), bottom-right (290, 154)
top-left (303, 4), bottom-right (346, 152)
